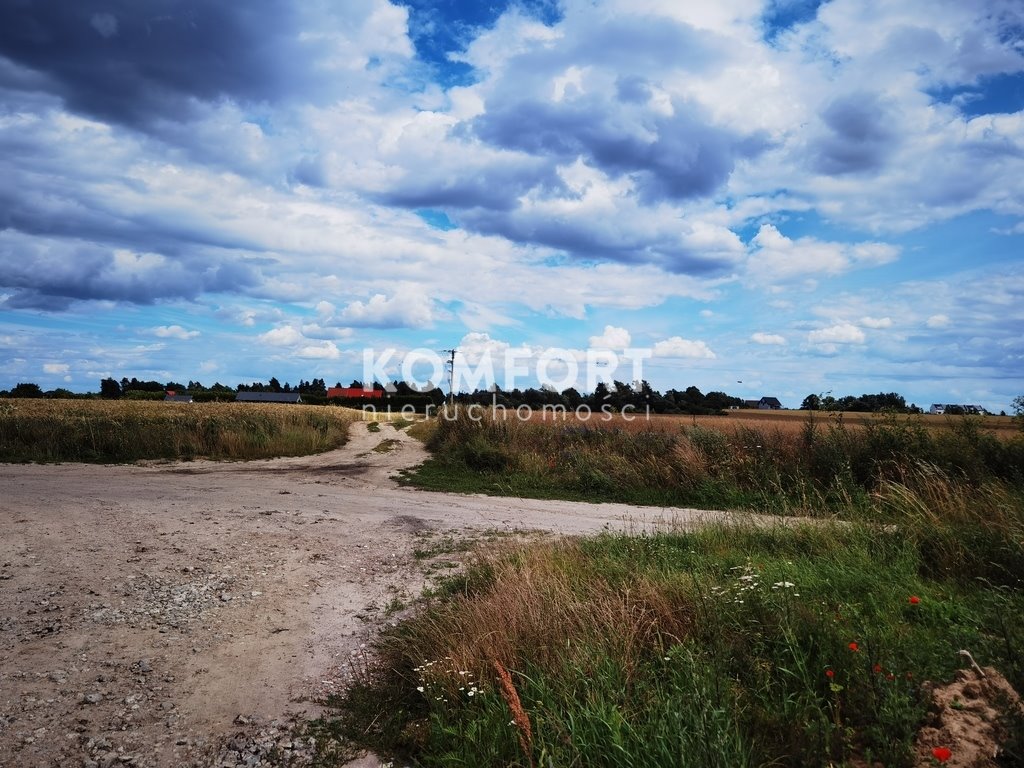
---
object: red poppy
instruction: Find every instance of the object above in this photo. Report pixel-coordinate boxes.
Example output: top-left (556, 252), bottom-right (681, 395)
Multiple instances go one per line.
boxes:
top-left (873, 664), bottom-right (883, 674)
top-left (932, 746), bottom-right (952, 762)
top-left (848, 641), bottom-right (859, 652)
top-left (825, 669), bottom-right (835, 679)
top-left (886, 673), bottom-right (895, 681)
top-left (909, 596), bottom-right (921, 605)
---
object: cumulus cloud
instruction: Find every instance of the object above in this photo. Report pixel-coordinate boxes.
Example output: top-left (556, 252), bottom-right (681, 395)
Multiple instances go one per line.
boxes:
top-left (810, 92), bottom-right (898, 176)
top-left (748, 224), bottom-right (900, 282)
top-left (751, 332), bottom-right (786, 345)
top-left (652, 337), bottom-right (716, 358)
top-left (259, 326), bottom-right (304, 347)
top-left (152, 325), bottom-right (200, 340)
top-left (589, 325), bottom-right (632, 350)
top-left (43, 362), bottom-right (69, 374)
top-left (807, 323), bottom-right (866, 344)
top-left (337, 290), bottom-right (435, 329)
top-left (0, 1), bottom-right (413, 131)
top-left (927, 314), bottom-right (951, 328)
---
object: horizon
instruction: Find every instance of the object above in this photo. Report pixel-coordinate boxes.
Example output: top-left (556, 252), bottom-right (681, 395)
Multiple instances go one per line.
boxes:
top-left (1, 1), bottom-right (1023, 413)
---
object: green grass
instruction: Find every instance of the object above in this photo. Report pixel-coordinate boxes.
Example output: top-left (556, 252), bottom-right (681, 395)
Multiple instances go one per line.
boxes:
top-left (367, 421), bottom-right (382, 433)
top-left (373, 438), bottom-right (402, 453)
top-left (321, 521), bottom-right (1024, 767)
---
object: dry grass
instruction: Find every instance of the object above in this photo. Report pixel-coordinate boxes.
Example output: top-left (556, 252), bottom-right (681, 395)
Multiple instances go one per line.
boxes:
top-left (0, 398), bottom-right (362, 462)
top-left (516, 408), bottom-right (1020, 439)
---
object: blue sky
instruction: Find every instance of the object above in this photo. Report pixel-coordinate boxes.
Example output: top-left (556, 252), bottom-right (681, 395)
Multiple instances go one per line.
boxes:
top-left (1, 0), bottom-right (1022, 410)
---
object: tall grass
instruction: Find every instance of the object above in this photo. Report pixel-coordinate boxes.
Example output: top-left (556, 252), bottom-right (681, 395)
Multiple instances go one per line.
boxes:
top-left (318, 410), bottom-right (1024, 765)
top-left (326, 517), bottom-right (1024, 767)
top-left (406, 411), bottom-right (1024, 517)
top-left (0, 399), bottom-right (360, 462)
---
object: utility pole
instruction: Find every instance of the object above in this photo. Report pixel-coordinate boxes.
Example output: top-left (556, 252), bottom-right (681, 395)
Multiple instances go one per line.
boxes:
top-left (441, 348), bottom-right (458, 406)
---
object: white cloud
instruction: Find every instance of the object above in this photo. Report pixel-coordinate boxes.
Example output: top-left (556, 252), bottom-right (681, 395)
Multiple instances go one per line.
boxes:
top-left (751, 332), bottom-right (786, 345)
top-left (748, 224), bottom-right (900, 282)
top-left (296, 341), bottom-right (341, 360)
top-left (259, 326), bottom-right (304, 346)
top-left (337, 289), bottom-right (434, 329)
top-left (652, 337), bottom-right (716, 358)
top-left (459, 332), bottom-right (512, 364)
top-left (43, 362), bottom-right (69, 374)
top-left (589, 325), bottom-right (632, 350)
top-left (807, 323), bottom-right (866, 344)
top-left (152, 325), bottom-right (200, 340)
top-left (860, 316), bottom-right (892, 329)
top-left (927, 314), bottom-right (951, 328)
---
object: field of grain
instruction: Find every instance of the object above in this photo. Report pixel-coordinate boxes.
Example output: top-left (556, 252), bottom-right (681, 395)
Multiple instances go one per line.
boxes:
top-left (0, 398), bottom-right (361, 462)
top-left (516, 406), bottom-right (1020, 439)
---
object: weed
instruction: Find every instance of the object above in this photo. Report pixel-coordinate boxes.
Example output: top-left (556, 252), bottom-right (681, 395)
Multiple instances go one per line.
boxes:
top-left (326, 523), bottom-right (1024, 766)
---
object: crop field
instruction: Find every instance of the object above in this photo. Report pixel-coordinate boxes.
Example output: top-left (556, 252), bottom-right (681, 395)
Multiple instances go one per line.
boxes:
top-left (517, 406), bottom-right (1021, 439)
top-left (0, 398), bottom-right (361, 462)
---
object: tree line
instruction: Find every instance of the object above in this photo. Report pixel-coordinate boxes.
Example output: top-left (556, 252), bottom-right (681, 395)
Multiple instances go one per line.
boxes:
top-left (2, 378), bottom-right (1016, 418)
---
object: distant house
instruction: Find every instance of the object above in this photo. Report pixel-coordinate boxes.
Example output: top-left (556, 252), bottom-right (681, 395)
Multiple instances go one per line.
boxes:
top-left (236, 392), bottom-right (302, 404)
top-left (164, 391), bottom-right (193, 403)
top-left (929, 403), bottom-right (988, 415)
top-left (326, 387), bottom-right (384, 400)
top-left (758, 397), bottom-right (783, 410)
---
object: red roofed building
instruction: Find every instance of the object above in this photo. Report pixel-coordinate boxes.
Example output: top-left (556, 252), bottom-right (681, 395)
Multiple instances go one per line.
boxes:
top-left (327, 387), bottom-right (384, 400)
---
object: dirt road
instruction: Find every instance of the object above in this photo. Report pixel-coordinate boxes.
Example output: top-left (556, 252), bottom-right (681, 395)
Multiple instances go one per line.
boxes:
top-left (0, 421), bottom-right (731, 767)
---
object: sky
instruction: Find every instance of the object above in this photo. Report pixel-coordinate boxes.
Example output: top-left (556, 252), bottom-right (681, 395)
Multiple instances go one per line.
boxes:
top-left (1, 0), bottom-right (1023, 410)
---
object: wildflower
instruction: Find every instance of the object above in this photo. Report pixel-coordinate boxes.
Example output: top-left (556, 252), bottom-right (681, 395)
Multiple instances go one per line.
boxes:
top-left (772, 581), bottom-right (795, 589)
top-left (825, 669), bottom-right (835, 679)
top-left (416, 686), bottom-right (424, 692)
top-left (932, 746), bottom-right (952, 762)
top-left (909, 595), bottom-right (921, 605)
top-left (873, 664), bottom-right (883, 674)
top-left (886, 673), bottom-right (895, 681)
top-left (848, 641), bottom-right (859, 652)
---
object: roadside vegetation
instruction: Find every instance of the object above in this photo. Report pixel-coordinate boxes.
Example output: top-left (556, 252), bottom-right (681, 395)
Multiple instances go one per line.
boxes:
top-left (321, 520), bottom-right (1023, 767)
top-left (0, 399), bottom-right (360, 462)
top-left (404, 410), bottom-right (1024, 517)
top-left (318, 409), bottom-right (1024, 766)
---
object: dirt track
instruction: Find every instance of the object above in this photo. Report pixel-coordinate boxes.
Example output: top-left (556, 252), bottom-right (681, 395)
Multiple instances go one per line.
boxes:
top-left (0, 421), bottom-right (731, 767)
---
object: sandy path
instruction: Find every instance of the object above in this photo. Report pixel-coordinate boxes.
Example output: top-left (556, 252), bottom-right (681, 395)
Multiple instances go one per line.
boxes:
top-left (0, 421), bottom-right (731, 767)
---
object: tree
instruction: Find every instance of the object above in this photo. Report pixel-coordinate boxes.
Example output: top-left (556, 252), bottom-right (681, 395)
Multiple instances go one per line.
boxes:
top-left (800, 394), bottom-right (821, 411)
top-left (100, 378), bottom-right (122, 399)
top-left (10, 382), bottom-right (44, 398)
top-left (1013, 395), bottom-right (1024, 430)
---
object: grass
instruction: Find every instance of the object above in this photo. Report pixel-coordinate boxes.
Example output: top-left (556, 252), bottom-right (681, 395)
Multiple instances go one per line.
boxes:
top-left (401, 411), bottom-right (1024, 518)
top-left (321, 516), bottom-right (1024, 767)
top-left (319, 408), bottom-right (1024, 766)
top-left (0, 398), bottom-right (361, 462)
top-left (373, 438), bottom-right (402, 453)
